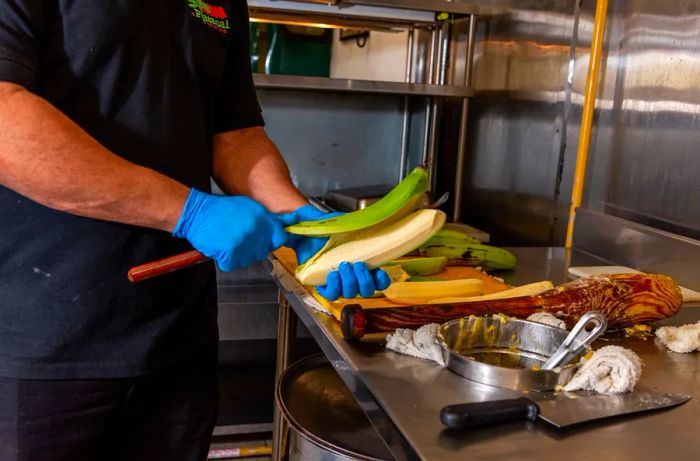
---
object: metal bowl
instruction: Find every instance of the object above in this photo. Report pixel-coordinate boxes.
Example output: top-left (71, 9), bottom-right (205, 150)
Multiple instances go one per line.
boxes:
top-left (437, 315), bottom-right (588, 392)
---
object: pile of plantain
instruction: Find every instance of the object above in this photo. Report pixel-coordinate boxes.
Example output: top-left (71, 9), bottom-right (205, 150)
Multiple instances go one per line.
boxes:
top-left (285, 167), bottom-right (520, 303)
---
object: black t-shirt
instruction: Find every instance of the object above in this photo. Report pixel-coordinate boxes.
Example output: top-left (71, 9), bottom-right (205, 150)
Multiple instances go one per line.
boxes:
top-left (0, 0), bottom-right (264, 379)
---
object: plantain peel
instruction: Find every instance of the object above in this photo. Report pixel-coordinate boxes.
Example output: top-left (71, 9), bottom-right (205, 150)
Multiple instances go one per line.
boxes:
top-left (285, 167), bottom-right (429, 236)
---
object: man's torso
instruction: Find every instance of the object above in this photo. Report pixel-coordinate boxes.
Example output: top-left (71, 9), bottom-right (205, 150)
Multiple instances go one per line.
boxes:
top-left (0, 0), bottom-right (255, 378)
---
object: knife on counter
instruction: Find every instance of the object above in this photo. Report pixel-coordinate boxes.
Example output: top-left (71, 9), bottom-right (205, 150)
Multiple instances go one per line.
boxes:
top-left (440, 391), bottom-right (690, 430)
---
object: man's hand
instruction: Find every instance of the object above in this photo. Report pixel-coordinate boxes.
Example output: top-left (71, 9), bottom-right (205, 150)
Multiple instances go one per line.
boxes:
top-left (287, 204), bottom-right (391, 301)
top-left (173, 189), bottom-right (297, 271)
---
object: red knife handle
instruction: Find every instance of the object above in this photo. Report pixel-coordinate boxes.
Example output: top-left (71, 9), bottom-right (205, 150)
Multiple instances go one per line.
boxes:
top-left (128, 250), bottom-right (210, 283)
top-left (340, 305), bottom-right (367, 340)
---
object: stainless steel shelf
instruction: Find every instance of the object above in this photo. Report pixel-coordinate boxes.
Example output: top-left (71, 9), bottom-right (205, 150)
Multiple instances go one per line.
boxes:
top-left (253, 74), bottom-right (473, 97)
top-left (251, 0), bottom-right (482, 16)
top-left (345, 0), bottom-right (482, 15)
top-left (248, 0), bottom-right (436, 24)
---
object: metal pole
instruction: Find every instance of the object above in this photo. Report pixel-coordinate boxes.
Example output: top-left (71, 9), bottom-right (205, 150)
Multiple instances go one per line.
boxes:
top-left (421, 27), bottom-right (438, 166)
top-left (423, 27), bottom-right (445, 187)
top-left (438, 22), bottom-right (450, 86)
top-left (565, 0), bottom-right (609, 248)
top-left (425, 24), bottom-right (444, 171)
top-left (427, 26), bottom-right (438, 85)
top-left (271, 292), bottom-right (296, 461)
top-left (453, 14), bottom-right (477, 223)
top-left (399, 28), bottom-right (415, 181)
top-left (427, 21), bottom-right (450, 192)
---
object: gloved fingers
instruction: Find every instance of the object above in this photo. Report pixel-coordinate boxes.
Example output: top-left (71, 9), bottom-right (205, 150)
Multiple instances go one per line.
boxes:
top-left (253, 228), bottom-right (274, 261)
top-left (240, 234), bottom-right (260, 267)
top-left (255, 246), bottom-right (270, 261)
top-left (253, 235), bottom-right (271, 261)
top-left (238, 256), bottom-right (254, 269)
top-left (352, 262), bottom-right (376, 298)
top-left (294, 204), bottom-right (330, 222)
top-left (373, 268), bottom-right (392, 291)
top-left (307, 237), bottom-right (328, 260)
top-left (236, 235), bottom-right (260, 268)
top-left (295, 237), bottom-right (328, 265)
top-left (275, 212), bottom-right (299, 227)
top-left (284, 234), bottom-right (302, 249)
top-left (269, 218), bottom-right (288, 250)
top-left (338, 261), bottom-right (359, 299)
top-left (292, 239), bottom-right (311, 265)
top-left (231, 251), bottom-right (249, 269)
top-left (217, 262), bottom-right (235, 272)
top-left (316, 271), bottom-right (342, 301)
top-left (215, 252), bottom-right (237, 272)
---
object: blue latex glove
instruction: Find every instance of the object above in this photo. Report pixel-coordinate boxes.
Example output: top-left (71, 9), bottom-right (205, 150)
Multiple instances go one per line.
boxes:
top-left (173, 189), bottom-right (298, 271)
top-left (287, 204), bottom-right (391, 301)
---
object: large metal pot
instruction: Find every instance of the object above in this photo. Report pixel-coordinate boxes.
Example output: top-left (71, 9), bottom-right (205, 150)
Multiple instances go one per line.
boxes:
top-left (276, 354), bottom-right (392, 461)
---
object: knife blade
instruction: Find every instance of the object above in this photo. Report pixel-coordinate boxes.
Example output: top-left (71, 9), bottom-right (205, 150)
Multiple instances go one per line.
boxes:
top-left (440, 391), bottom-right (690, 430)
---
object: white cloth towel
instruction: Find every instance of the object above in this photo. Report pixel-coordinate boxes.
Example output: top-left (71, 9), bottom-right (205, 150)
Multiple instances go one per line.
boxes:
top-left (386, 323), bottom-right (445, 366)
top-left (564, 345), bottom-right (643, 394)
top-left (655, 322), bottom-right (700, 353)
top-left (527, 312), bottom-right (566, 329)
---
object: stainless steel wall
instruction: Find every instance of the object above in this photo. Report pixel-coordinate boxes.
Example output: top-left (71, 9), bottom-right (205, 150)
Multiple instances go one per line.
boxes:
top-left (456, 0), bottom-right (700, 245)
top-left (258, 89), bottom-right (429, 196)
top-left (584, 0), bottom-right (700, 241)
top-left (454, 0), bottom-right (581, 245)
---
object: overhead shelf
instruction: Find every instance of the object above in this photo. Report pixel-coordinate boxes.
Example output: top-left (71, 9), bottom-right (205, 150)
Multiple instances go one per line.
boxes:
top-left (250, 0), bottom-right (481, 17)
top-left (253, 74), bottom-right (473, 98)
top-left (342, 0), bottom-right (481, 15)
top-left (248, 0), bottom-right (437, 25)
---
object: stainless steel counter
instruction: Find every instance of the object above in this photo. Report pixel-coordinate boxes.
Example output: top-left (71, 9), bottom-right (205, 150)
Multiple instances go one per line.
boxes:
top-left (270, 247), bottom-right (700, 461)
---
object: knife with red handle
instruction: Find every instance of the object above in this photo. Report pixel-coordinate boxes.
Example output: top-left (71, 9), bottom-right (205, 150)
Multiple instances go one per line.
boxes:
top-left (127, 250), bottom-right (210, 282)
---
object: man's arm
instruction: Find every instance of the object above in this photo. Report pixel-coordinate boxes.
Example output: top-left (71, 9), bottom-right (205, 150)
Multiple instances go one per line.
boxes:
top-left (212, 125), bottom-right (391, 299)
top-left (0, 82), bottom-right (188, 231)
top-left (212, 126), bottom-right (308, 213)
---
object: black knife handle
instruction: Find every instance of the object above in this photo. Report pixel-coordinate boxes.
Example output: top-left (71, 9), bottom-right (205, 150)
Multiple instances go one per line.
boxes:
top-left (440, 398), bottom-right (540, 430)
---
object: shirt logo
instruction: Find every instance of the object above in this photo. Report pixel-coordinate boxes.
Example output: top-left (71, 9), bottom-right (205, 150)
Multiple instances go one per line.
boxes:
top-left (188, 0), bottom-right (231, 34)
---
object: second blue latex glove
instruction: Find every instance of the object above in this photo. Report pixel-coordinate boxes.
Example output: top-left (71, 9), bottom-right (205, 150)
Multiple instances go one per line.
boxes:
top-left (287, 204), bottom-right (391, 301)
top-left (316, 261), bottom-right (392, 301)
top-left (173, 189), bottom-right (297, 271)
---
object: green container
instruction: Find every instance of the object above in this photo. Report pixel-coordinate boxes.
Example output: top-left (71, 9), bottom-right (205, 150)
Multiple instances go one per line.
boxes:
top-left (263, 25), bottom-right (332, 77)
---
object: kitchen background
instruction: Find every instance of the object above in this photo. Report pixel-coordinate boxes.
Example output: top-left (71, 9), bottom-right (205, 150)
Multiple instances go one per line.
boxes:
top-left (214, 0), bottom-right (700, 443)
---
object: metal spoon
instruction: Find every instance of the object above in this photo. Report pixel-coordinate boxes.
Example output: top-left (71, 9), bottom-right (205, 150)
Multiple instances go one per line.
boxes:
top-left (541, 311), bottom-right (607, 370)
